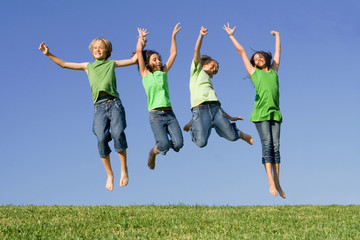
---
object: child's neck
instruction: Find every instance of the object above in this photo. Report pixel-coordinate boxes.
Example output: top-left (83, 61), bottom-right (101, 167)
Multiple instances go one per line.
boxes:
top-left (258, 67), bottom-right (270, 72)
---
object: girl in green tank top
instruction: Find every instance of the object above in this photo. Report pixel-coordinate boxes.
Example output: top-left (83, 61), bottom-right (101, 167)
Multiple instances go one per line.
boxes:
top-left (136, 23), bottom-right (184, 170)
top-left (223, 23), bottom-right (286, 199)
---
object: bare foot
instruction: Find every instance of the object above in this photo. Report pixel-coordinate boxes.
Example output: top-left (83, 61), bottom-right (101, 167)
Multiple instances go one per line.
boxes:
top-left (240, 131), bottom-right (254, 145)
top-left (106, 175), bottom-right (114, 191)
top-left (276, 185), bottom-right (286, 199)
top-left (148, 148), bottom-right (156, 170)
top-left (120, 168), bottom-right (129, 187)
top-left (183, 123), bottom-right (191, 132)
top-left (269, 184), bottom-right (278, 197)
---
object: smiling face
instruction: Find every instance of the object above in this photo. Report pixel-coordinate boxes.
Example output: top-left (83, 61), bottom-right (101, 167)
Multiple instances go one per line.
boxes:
top-left (250, 51), bottom-right (272, 71)
top-left (253, 53), bottom-right (267, 69)
top-left (202, 60), bottom-right (218, 78)
top-left (89, 38), bottom-right (112, 60)
top-left (91, 41), bottom-right (107, 60)
top-left (149, 53), bottom-right (162, 72)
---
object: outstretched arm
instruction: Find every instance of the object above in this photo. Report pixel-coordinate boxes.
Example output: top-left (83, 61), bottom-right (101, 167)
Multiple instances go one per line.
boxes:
top-left (271, 31), bottom-right (281, 73)
top-left (223, 23), bottom-right (255, 76)
top-left (114, 53), bottom-right (138, 68)
top-left (223, 111), bottom-right (243, 122)
top-left (164, 22), bottom-right (181, 73)
top-left (194, 27), bottom-right (208, 65)
top-left (136, 28), bottom-right (149, 77)
top-left (39, 42), bottom-right (88, 71)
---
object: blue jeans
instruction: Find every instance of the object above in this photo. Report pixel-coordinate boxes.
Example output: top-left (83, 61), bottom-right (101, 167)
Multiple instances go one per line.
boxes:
top-left (254, 120), bottom-right (281, 164)
top-left (149, 110), bottom-right (184, 155)
top-left (93, 97), bottom-right (127, 158)
top-left (191, 103), bottom-right (241, 148)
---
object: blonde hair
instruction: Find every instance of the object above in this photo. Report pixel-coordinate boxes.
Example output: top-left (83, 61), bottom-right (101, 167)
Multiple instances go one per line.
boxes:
top-left (89, 38), bottom-right (112, 60)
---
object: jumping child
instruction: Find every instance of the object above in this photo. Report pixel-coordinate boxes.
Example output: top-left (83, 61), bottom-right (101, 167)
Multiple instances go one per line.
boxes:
top-left (39, 38), bottom-right (137, 191)
top-left (223, 23), bottom-right (286, 198)
top-left (183, 26), bottom-right (254, 148)
top-left (136, 23), bottom-right (184, 170)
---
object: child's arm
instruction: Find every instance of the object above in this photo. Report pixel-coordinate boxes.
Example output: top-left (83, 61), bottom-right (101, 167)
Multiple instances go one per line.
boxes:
top-left (271, 31), bottom-right (281, 73)
top-left (223, 111), bottom-right (243, 122)
top-left (163, 22), bottom-right (181, 73)
top-left (194, 26), bottom-right (208, 65)
top-left (136, 28), bottom-right (149, 78)
top-left (39, 43), bottom-right (88, 71)
top-left (114, 53), bottom-right (138, 68)
top-left (223, 23), bottom-right (255, 76)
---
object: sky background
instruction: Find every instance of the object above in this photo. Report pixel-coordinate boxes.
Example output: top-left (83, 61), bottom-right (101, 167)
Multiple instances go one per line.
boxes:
top-left (1, 0), bottom-right (359, 206)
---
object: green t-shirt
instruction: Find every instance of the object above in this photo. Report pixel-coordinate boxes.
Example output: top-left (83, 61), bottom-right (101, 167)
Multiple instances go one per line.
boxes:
top-left (87, 59), bottom-right (119, 103)
top-left (250, 68), bottom-right (282, 123)
top-left (142, 71), bottom-right (171, 111)
top-left (189, 61), bottom-right (219, 108)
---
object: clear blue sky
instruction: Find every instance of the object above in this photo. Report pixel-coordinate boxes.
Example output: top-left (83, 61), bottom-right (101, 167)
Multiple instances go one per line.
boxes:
top-left (1, 0), bottom-right (359, 206)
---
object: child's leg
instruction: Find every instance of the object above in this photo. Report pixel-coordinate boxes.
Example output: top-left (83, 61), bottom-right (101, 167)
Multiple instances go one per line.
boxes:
top-left (272, 163), bottom-right (286, 198)
top-left (166, 111), bottom-right (184, 152)
top-left (190, 106), bottom-right (212, 148)
top-left (101, 155), bottom-right (114, 191)
top-left (148, 144), bottom-right (158, 170)
top-left (109, 98), bottom-right (129, 186)
top-left (255, 121), bottom-right (278, 196)
top-left (183, 119), bottom-right (192, 132)
top-left (148, 111), bottom-right (171, 170)
top-left (118, 150), bottom-right (129, 187)
top-left (270, 121), bottom-right (285, 198)
top-left (93, 103), bottom-right (113, 191)
top-left (264, 163), bottom-right (277, 196)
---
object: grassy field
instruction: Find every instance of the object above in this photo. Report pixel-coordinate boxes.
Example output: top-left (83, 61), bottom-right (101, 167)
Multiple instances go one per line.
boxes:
top-left (0, 205), bottom-right (359, 239)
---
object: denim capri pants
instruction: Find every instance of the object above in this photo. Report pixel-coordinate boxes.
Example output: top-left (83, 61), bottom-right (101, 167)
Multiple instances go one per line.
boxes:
top-left (93, 96), bottom-right (128, 157)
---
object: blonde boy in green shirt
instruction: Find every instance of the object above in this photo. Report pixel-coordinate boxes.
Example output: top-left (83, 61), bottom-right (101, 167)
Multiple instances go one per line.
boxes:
top-left (39, 38), bottom-right (137, 191)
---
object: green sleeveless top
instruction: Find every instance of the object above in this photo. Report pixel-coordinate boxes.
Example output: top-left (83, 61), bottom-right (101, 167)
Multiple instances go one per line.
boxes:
top-left (250, 68), bottom-right (282, 123)
top-left (142, 71), bottom-right (171, 111)
top-left (87, 59), bottom-right (119, 103)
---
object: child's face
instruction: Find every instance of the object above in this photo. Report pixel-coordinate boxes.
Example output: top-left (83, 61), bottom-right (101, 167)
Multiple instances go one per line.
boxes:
top-left (92, 42), bottom-right (107, 60)
top-left (149, 53), bottom-right (162, 71)
top-left (202, 61), bottom-right (218, 77)
top-left (253, 53), bottom-right (267, 69)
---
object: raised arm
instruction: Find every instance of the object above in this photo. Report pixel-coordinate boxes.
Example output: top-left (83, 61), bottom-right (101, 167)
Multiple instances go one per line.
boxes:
top-left (270, 31), bottom-right (281, 73)
top-left (194, 26), bottom-right (208, 65)
top-left (114, 53), bottom-right (138, 68)
top-left (163, 22), bottom-right (181, 73)
top-left (136, 28), bottom-right (149, 78)
top-left (39, 42), bottom-right (88, 71)
top-left (223, 23), bottom-right (255, 76)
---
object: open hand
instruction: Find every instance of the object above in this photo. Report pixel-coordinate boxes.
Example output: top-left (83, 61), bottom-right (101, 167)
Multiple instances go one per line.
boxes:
top-left (137, 28), bottom-right (149, 39)
top-left (172, 22), bottom-right (181, 37)
top-left (229, 116), bottom-right (243, 122)
top-left (223, 23), bottom-right (236, 36)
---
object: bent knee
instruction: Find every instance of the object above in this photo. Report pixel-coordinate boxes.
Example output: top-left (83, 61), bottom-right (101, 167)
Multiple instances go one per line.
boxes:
top-left (172, 141), bottom-right (184, 152)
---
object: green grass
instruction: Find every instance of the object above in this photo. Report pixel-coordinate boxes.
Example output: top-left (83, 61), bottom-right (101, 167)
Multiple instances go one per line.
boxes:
top-left (0, 205), bottom-right (359, 239)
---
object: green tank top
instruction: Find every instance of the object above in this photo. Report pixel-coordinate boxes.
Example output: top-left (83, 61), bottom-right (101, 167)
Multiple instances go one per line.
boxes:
top-left (142, 71), bottom-right (171, 111)
top-left (250, 68), bottom-right (282, 123)
top-left (87, 59), bottom-right (119, 103)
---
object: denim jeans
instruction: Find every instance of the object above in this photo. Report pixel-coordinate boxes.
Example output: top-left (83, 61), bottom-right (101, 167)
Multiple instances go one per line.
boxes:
top-left (93, 97), bottom-right (127, 157)
top-left (190, 103), bottom-right (241, 148)
top-left (254, 120), bottom-right (281, 164)
top-left (149, 110), bottom-right (184, 155)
